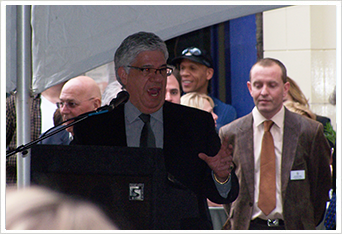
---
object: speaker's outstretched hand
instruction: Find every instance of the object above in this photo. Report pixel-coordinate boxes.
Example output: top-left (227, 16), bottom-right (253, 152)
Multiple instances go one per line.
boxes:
top-left (198, 137), bottom-right (234, 183)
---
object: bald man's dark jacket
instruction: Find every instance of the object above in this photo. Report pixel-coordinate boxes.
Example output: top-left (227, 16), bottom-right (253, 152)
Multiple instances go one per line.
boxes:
top-left (72, 101), bottom-right (239, 229)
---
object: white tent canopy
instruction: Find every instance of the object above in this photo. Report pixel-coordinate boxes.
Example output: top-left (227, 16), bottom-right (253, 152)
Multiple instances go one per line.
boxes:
top-left (7, 4), bottom-right (286, 94)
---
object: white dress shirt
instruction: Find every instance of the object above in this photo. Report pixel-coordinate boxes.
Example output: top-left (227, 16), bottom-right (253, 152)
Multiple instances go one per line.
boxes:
top-left (40, 94), bottom-right (57, 133)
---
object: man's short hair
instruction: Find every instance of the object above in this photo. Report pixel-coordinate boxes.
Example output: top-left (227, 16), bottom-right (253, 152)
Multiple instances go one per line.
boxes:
top-left (114, 31), bottom-right (169, 87)
top-left (250, 58), bottom-right (287, 83)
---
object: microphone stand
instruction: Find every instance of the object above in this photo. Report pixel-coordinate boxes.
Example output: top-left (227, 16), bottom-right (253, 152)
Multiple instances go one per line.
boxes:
top-left (6, 109), bottom-right (109, 158)
top-left (6, 90), bottom-right (129, 158)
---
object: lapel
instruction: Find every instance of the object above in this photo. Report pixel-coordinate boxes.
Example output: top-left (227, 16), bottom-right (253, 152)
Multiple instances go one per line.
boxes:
top-left (162, 101), bottom-right (171, 146)
top-left (112, 103), bottom-right (127, 146)
top-left (162, 101), bottom-right (179, 147)
top-left (281, 108), bottom-right (300, 199)
top-left (236, 113), bottom-right (255, 201)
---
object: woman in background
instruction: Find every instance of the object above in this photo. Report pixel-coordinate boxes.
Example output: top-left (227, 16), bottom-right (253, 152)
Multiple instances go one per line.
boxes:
top-left (181, 92), bottom-right (218, 128)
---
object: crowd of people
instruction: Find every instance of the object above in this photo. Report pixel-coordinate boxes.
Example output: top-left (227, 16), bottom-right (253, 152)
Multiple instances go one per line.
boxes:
top-left (6, 31), bottom-right (336, 230)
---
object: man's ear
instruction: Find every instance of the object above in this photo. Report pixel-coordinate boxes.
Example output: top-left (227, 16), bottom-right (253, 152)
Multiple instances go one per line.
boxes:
top-left (206, 68), bottom-right (214, 81)
top-left (283, 81), bottom-right (290, 99)
top-left (247, 81), bottom-right (252, 95)
top-left (93, 98), bottom-right (101, 109)
top-left (118, 67), bottom-right (128, 86)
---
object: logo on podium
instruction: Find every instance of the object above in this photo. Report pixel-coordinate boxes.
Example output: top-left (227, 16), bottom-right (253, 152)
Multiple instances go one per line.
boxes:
top-left (129, 183), bottom-right (144, 201)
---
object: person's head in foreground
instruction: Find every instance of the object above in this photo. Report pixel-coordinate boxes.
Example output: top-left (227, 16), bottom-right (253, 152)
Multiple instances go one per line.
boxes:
top-left (6, 186), bottom-right (118, 230)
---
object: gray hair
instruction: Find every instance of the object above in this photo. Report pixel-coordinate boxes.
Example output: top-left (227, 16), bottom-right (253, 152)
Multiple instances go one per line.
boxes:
top-left (114, 31), bottom-right (169, 87)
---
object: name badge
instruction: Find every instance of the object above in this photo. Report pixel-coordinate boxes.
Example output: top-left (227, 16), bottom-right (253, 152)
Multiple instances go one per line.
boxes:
top-left (290, 170), bottom-right (305, 180)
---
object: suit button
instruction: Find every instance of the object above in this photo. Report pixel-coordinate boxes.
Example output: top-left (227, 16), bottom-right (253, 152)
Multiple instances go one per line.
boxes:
top-left (249, 202), bottom-right (253, 206)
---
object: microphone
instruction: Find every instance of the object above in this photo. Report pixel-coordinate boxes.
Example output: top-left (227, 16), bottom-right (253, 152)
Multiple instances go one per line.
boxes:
top-left (93, 90), bottom-right (129, 113)
top-left (108, 90), bottom-right (130, 110)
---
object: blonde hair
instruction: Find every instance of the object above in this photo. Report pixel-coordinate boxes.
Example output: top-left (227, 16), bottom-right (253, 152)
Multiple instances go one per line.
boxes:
top-left (181, 92), bottom-right (215, 110)
top-left (6, 186), bottom-right (118, 230)
top-left (287, 76), bottom-right (310, 107)
top-left (284, 100), bottom-right (316, 119)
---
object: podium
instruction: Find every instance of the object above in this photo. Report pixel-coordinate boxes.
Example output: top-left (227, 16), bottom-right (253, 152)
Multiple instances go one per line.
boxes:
top-left (31, 144), bottom-right (166, 229)
top-left (31, 144), bottom-right (202, 230)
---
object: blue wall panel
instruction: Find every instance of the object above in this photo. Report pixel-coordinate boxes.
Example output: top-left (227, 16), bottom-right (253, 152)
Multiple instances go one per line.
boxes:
top-left (210, 24), bottom-right (220, 99)
top-left (227, 15), bottom-right (257, 118)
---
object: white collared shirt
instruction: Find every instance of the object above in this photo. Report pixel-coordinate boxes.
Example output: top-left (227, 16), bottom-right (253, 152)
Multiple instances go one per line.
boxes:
top-left (251, 106), bottom-right (285, 220)
top-left (40, 94), bottom-right (57, 133)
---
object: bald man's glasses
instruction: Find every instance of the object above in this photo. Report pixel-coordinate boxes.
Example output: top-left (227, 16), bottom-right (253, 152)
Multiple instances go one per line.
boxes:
top-left (56, 98), bottom-right (94, 109)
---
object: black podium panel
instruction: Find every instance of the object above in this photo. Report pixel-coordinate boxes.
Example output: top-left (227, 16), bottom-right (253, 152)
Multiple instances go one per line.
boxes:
top-left (31, 144), bottom-right (166, 230)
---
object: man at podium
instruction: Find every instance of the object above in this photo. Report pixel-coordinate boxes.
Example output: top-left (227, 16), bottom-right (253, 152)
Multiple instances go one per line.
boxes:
top-left (72, 31), bottom-right (239, 230)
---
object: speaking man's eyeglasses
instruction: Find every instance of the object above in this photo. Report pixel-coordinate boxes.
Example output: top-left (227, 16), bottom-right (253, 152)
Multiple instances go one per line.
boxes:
top-left (127, 66), bottom-right (173, 77)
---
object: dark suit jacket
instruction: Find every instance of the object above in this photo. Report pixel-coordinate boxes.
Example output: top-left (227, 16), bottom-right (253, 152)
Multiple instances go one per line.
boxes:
top-left (219, 108), bottom-right (331, 230)
top-left (316, 115), bottom-right (335, 192)
top-left (72, 101), bottom-right (239, 229)
top-left (38, 125), bottom-right (71, 145)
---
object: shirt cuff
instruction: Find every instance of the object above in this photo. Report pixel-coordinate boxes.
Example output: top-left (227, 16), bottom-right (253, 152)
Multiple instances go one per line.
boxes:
top-left (211, 171), bottom-right (232, 198)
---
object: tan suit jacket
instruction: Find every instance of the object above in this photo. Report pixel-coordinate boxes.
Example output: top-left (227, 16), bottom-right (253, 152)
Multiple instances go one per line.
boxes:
top-left (219, 108), bottom-right (331, 230)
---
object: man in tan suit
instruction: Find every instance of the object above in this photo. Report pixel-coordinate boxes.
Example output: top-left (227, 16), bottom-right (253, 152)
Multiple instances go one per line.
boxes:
top-left (219, 58), bottom-right (331, 230)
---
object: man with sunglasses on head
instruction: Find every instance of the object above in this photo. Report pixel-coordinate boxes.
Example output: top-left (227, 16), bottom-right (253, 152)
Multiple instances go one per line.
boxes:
top-left (171, 47), bottom-right (237, 130)
top-left (72, 31), bottom-right (239, 230)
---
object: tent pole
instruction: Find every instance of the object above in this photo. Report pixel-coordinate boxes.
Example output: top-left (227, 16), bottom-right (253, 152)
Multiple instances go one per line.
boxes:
top-left (16, 5), bottom-right (32, 188)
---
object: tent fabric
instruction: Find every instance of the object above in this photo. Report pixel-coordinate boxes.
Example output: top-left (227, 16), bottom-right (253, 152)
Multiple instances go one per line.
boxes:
top-left (6, 6), bottom-right (17, 93)
top-left (29, 5), bottom-right (285, 94)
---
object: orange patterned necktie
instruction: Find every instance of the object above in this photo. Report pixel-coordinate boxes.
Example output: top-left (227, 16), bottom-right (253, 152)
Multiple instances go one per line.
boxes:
top-left (258, 120), bottom-right (276, 216)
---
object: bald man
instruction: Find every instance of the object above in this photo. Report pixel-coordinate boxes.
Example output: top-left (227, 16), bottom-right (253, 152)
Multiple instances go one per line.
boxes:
top-left (58, 76), bottom-right (102, 136)
top-left (39, 76), bottom-right (102, 145)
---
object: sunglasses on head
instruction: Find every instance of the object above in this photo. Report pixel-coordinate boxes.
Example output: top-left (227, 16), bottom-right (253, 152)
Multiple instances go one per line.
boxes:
top-left (181, 47), bottom-right (202, 56)
top-left (181, 47), bottom-right (212, 68)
